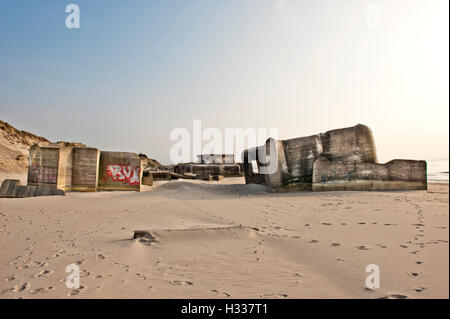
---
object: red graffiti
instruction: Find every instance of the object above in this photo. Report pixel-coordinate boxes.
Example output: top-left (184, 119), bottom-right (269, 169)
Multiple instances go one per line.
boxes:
top-left (106, 165), bottom-right (140, 186)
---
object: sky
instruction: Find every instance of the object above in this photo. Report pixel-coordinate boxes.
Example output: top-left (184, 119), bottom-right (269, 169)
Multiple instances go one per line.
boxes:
top-left (0, 0), bottom-right (448, 164)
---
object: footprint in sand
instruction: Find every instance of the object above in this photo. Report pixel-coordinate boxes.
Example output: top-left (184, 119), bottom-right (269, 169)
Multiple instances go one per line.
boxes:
top-left (30, 287), bottom-right (54, 294)
top-left (12, 282), bottom-right (30, 293)
top-left (322, 223), bottom-right (332, 226)
top-left (3, 275), bottom-right (15, 282)
top-left (379, 294), bottom-right (408, 299)
top-left (408, 272), bottom-right (420, 277)
top-left (33, 269), bottom-right (53, 278)
top-left (260, 293), bottom-right (288, 299)
top-left (308, 240), bottom-right (319, 244)
top-left (358, 222), bottom-right (366, 225)
top-left (330, 243), bottom-right (341, 247)
top-left (356, 245), bottom-right (370, 250)
top-left (67, 285), bottom-right (85, 296)
top-left (210, 289), bottom-right (230, 297)
top-left (135, 273), bottom-right (147, 280)
top-left (169, 280), bottom-right (194, 286)
top-left (414, 287), bottom-right (427, 293)
top-left (68, 289), bottom-right (80, 296)
top-left (416, 261), bottom-right (423, 265)
top-left (96, 254), bottom-right (106, 260)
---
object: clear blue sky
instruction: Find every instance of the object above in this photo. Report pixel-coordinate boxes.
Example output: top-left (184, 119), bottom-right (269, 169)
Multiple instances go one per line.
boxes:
top-left (0, 0), bottom-right (448, 164)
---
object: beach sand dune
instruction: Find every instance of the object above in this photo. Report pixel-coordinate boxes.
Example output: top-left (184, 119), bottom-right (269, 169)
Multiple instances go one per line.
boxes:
top-left (0, 177), bottom-right (448, 298)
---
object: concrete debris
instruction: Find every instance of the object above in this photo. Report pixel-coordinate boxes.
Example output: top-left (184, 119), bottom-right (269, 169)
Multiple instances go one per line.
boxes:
top-left (0, 179), bottom-right (65, 198)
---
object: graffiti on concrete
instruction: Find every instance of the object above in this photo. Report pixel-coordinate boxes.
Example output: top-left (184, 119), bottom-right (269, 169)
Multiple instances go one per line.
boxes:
top-left (106, 165), bottom-right (140, 185)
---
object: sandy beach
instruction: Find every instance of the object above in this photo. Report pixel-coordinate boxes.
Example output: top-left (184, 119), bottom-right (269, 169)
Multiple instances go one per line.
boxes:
top-left (0, 175), bottom-right (447, 299)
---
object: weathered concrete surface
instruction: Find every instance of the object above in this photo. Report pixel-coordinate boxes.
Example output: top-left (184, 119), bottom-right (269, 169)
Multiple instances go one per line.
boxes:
top-left (97, 151), bottom-right (143, 191)
top-left (27, 144), bottom-right (74, 191)
top-left (25, 185), bottom-right (38, 197)
top-left (15, 185), bottom-right (28, 198)
top-left (56, 146), bottom-right (73, 191)
top-left (0, 179), bottom-right (65, 198)
top-left (142, 174), bottom-right (154, 186)
top-left (27, 145), bottom-right (144, 192)
top-left (212, 175), bottom-right (224, 181)
top-left (0, 179), bottom-right (21, 198)
top-left (171, 154), bottom-right (242, 179)
top-left (71, 148), bottom-right (100, 192)
top-left (242, 147), bottom-right (266, 185)
top-left (243, 124), bottom-right (378, 192)
top-left (174, 163), bottom-right (242, 177)
top-left (198, 154), bottom-right (235, 164)
top-left (27, 145), bottom-right (61, 189)
top-left (312, 157), bottom-right (427, 191)
top-left (266, 124), bottom-right (377, 192)
top-left (35, 185), bottom-right (65, 196)
top-left (28, 145), bottom-right (101, 192)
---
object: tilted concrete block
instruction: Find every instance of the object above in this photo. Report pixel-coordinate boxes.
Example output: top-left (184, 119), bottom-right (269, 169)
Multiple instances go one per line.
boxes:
top-left (25, 186), bottom-right (38, 197)
top-left (15, 185), bottom-right (29, 198)
top-left (0, 180), bottom-right (21, 198)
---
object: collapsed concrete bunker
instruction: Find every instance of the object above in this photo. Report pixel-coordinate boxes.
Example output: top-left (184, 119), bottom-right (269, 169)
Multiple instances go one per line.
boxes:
top-left (27, 144), bottom-right (143, 193)
top-left (243, 124), bottom-right (427, 192)
top-left (172, 154), bottom-right (243, 178)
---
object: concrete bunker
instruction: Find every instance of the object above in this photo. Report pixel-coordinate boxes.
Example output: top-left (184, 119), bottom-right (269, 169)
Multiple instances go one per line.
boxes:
top-left (243, 124), bottom-right (427, 192)
top-left (26, 145), bottom-right (142, 193)
top-left (27, 144), bottom-right (74, 191)
top-left (97, 151), bottom-right (143, 192)
top-left (172, 154), bottom-right (243, 179)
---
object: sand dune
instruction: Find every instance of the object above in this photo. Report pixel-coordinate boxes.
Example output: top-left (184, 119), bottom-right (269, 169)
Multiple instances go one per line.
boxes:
top-left (0, 176), bottom-right (448, 298)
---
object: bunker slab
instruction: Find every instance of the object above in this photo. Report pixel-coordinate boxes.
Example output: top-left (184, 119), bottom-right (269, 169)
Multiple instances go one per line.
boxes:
top-left (71, 147), bottom-right (100, 192)
top-left (0, 179), bottom-right (21, 198)
top-left (97, 151), bottom-right (143, 192)
top-left (312, 157), bottom-right (427, 191)
top-left (0, 179), bottom-right (65, 198)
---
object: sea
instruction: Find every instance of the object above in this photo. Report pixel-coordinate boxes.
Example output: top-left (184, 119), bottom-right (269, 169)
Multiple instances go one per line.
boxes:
top-left (427, 160), bottom-right (449, 183)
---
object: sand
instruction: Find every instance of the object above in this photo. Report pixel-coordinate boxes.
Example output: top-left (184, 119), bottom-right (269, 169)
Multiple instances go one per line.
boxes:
top-left (0, 175), bottom-right (448, 299)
